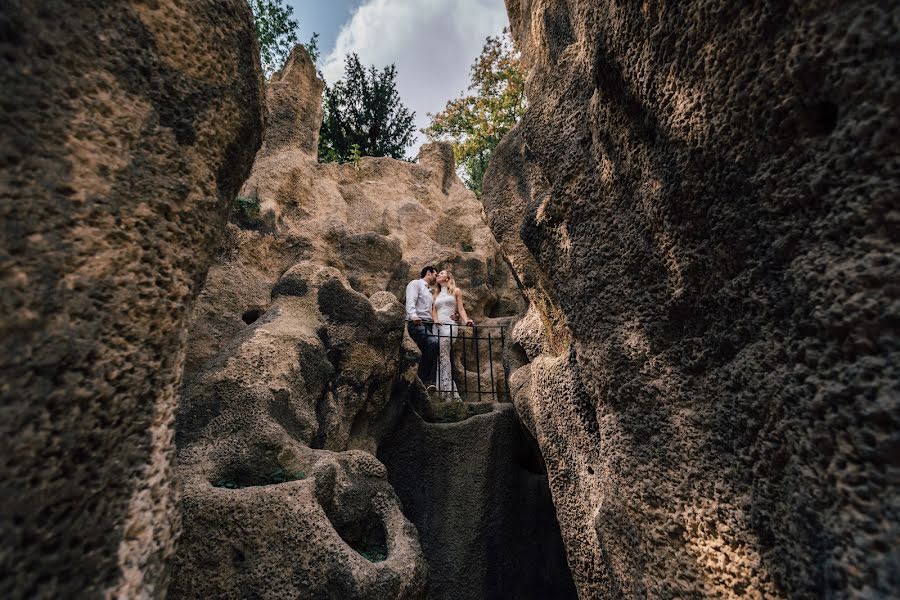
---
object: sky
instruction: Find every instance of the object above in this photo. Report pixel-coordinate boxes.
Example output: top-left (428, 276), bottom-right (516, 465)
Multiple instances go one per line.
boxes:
top-left (285, 0), bottom-right (510, 158)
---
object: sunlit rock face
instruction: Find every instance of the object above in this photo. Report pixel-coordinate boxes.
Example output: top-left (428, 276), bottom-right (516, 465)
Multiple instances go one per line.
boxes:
top-left (485, 1), bottom-right (899, 598)
top-left (169, 45), bottom-right (524, 599)
top-left (0, 2), bottom-right (264, 598)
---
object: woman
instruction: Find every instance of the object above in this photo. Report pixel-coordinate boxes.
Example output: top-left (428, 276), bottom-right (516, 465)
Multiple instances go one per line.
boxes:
top-left (431, 269), bottom-right (474, 401)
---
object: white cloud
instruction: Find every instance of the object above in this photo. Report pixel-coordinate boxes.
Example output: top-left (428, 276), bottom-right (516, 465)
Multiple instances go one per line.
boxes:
top-left (321, 0), bottom-right (509, 158)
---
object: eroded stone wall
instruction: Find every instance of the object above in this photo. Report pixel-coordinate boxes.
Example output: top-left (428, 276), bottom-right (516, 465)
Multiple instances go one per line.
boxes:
top-left (484, 1), bottom-right (899, 597)
top-left (0, 1), bottom-right (264, 597)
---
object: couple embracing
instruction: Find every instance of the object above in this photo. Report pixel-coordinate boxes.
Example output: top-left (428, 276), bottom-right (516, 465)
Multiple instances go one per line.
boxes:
top-left (405, 266), bottom-right (474, 401)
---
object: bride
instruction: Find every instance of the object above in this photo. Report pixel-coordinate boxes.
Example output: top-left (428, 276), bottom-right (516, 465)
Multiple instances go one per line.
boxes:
top-left (431, 269), bottom-right (474, 401)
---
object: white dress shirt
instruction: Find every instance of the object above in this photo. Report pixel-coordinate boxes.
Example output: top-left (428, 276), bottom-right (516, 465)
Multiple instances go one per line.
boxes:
top-left (405, 279), bottom-right (433, 321)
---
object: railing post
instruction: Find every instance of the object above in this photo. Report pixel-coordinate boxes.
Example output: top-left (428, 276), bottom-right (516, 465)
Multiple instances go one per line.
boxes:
top-left (500, 325), bottom-right (511, 403)
top-left (434, 322), bottom-right (441, 393)
top-left (407, 320), bottom-right (514, 404)
top-left (474, 328), bottom-right (482, 400)
top-left (487, 331), bottom-right (495, 402)
top-left (461, 326), bottom-right (468, 401)
top-left (449, 323), bottom-right (454, 399)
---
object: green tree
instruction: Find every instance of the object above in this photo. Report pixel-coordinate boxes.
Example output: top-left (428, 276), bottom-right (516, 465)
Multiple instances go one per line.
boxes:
top-left (423, 28), bottom-right (527, 195)
top-left (319, 54), bottom-right (416, 163)
top-left (305, 32), bottom-right (320, 64)
top-left (250, 0), bottom-right (318, 77)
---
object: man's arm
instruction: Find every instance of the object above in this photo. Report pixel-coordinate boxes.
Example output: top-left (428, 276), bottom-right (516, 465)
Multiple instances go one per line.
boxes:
top-left (404, 280), bottom-right (419, 322)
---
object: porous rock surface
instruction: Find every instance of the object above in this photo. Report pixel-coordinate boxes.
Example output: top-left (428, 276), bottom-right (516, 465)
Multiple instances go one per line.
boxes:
top-left (484, 0), bottom-right (899, 598)
top-left (169, 46), bottom-right (525, 598)
top-left (0, 1), bottom-right (264, 598)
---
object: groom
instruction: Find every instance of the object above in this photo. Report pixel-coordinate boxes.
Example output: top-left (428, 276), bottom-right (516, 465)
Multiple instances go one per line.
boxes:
top-left (405, 266), bottom-right (439, 388)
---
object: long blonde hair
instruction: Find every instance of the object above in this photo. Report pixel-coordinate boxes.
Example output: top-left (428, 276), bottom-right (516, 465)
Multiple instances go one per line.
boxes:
top-left (433, 270), bottom-right (457, 299)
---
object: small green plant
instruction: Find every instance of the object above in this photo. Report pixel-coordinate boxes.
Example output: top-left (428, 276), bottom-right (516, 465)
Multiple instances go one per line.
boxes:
top-left (461, 241), bottom-right (474, 253)
top-left (212, 467), bottom-right (305, 490)
top-left (269, 467), bottom-right (306, 484)
top-left (234, 195), bottom-right (261, 220)
top-left (213, 479), bottom-right (240, 489)
top-left (348, 143), bottom-right (362, 172)
top-left (358, 548), bottom-right (388, 562)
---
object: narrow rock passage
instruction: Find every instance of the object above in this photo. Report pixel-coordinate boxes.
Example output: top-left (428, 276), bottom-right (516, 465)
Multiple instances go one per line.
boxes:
top-left (168, 44), bottom-right (577, 598)
top-left (379, 399), bottom-right (577, 600)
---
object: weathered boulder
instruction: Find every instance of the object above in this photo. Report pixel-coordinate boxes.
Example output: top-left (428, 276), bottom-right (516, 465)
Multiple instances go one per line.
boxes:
top-left (0, 1), bottom-right (264, 597)
top-left (170, 45), bottom-right (528, 598)
top-left (171, 263), bottom-right (428, 599)
top-left (484, 0), bottom-right (899, 597)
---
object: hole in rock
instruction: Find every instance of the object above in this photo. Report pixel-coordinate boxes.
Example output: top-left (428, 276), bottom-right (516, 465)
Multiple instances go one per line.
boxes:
top-left (210, 446), bottom-right (306, 489)
top-left (508, 341), bottom-right (530, 370)
top-left (232, 547), bottom-right (245, 567)
top-left (242, 308), bottom-right (263, 324)
top-left (326, 508), bottom-right (389, 562)
top-left (804, 100), bottom-right (839, 136)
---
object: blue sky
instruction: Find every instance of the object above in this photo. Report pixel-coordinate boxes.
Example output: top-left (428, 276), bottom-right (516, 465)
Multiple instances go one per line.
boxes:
top-left (285, 0), bottom-right (510, 157)
top-left (284, 1), bottom-right (360, 59)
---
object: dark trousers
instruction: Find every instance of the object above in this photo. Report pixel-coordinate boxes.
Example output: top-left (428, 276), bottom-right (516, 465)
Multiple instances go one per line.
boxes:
top-left (407, 321), bottom-right (438, 386)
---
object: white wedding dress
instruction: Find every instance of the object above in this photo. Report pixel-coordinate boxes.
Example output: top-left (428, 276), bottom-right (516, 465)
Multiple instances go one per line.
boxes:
top-left (433, 288), bottom-right (462, 401)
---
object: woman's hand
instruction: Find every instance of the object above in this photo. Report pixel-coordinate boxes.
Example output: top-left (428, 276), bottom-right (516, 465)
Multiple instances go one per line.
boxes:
top-left (465, 319), bottom-right (475, 327)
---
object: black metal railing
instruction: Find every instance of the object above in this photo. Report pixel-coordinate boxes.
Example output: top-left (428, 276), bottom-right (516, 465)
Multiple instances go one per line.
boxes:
top-left (410, 321), bottom-right (511, 403)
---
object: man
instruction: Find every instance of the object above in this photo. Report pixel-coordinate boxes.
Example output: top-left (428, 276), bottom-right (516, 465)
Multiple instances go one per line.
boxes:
top-left (405, 266), bottom-right (439, 389)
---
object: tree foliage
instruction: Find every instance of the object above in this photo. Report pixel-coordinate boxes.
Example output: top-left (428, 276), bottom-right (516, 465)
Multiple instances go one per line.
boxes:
top-left (318, 54), bottom-right (416, 163)
top-left (423, 28), bottom-right (527, 195)
top-left (250, 0), bottom-right (318, 77)
top-left (304, 32), bottom-right (320, 64)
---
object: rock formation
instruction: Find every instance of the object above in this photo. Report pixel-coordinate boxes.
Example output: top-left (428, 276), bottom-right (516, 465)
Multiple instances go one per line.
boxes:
top-left (378, 403), bottom-right (576, 600)
top-left (0, 1), bottom-right (264, 598)
top-left (169, 46), bottom-right (556, 599)
top-left (484, 0), bottom-right (898, 598)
